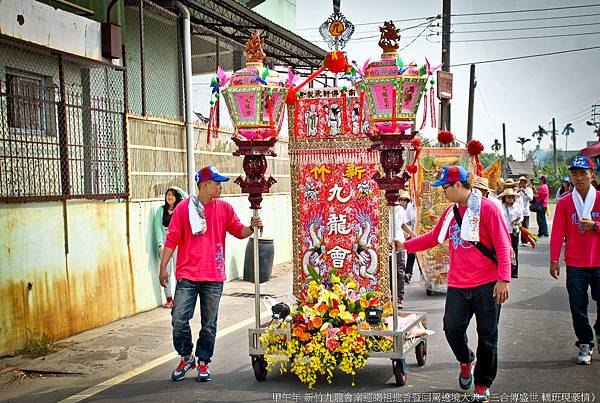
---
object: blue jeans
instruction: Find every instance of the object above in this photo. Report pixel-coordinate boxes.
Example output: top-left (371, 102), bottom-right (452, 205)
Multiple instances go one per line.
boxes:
top-left (171, 279), bottom-right (224, 363)
top-left (566, 266), bottom-right (600, 348)
top-left (536, 208), bottom-right (548, 236)
top-left (443, 282), bottom-right (501, 388)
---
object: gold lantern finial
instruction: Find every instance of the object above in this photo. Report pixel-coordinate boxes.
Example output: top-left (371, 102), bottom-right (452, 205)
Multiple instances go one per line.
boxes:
top-left (378, 21), bottom-right (401, 53)
top-left (245, 31), bottom-right (266, 63)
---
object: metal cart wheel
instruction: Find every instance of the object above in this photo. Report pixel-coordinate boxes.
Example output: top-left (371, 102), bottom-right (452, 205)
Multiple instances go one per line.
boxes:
top-left (392, 359), bottom-right (408, 386)
top-left (415, 340), bottom-right (427, 366)
top-left (252, 355), bottom-right (267, 381)
top-left (426, 289), bottom-right (433, 296)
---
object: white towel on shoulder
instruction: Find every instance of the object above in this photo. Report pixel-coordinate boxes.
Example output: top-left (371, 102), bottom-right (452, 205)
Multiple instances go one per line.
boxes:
top-left (572, 188), bottom-right (596, 220)
top-left (188, 194), bottom-right (207, 236)
top-left (437, 188), bottom-right (483, 244)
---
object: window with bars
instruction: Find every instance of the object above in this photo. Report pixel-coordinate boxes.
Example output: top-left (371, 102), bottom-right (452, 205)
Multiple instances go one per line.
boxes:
top-left (6, 69), bottom-right (51, 136)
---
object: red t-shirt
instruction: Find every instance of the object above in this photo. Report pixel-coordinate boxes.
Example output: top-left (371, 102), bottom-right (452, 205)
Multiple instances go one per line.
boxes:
top-left (404, 198), bottom-right (512, 288)
top-left (165, 198), bottom-right (246, 282)
top-left (550, 191), bottom-right (600, 267)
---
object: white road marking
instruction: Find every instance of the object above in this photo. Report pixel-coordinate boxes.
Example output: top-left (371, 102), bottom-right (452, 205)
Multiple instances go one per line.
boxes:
top-left (59, 313), bottom-right (269, 403)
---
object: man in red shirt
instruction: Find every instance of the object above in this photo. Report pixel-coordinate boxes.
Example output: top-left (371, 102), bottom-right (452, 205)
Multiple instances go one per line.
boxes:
top-left (397, 166), bottom-right (511, 402)
top-left (550, 156), bottom-right (600, 365)
top-left (159, 165), bottom-right (262, 382)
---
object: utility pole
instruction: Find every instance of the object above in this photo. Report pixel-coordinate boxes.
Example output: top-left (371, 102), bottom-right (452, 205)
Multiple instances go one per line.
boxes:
top-left (440, 0), bottom-right (451, 130)
top-left (502, 123), bottom-right (507, 177)
top-left (466, 63), bottom-right (476, 142)
top-left (552, 118), bottom-right (557, 175)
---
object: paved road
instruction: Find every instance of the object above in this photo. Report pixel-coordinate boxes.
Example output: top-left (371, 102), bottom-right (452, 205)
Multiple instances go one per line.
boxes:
top-left (2, 231), bottom-right (599, 402)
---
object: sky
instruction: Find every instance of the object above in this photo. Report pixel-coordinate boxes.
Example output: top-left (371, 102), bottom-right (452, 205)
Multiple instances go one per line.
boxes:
top-left (293, 0), bottom-right (600, 159)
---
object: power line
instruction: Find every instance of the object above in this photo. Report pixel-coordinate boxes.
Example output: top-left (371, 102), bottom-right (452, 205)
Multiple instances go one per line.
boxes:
top-left (400, 20), bottom-right (438, 51)
top-left (302, 18), bottom-right (438, 39)
top-left (450, 44), bottom-right (600, 67)
top-left (295, 15), bottom-right (438, 31)
top-left (450, 3), bottom-right (600, 17)
top-left (451, 22), bottom-right (600, 34)
top-left (451, 30), bottom-right (600, 43)
top-left (451, 12), bottom-right (600, 25)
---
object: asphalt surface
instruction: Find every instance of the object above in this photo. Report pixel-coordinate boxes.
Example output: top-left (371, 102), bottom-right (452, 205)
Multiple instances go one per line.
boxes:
top-left (2, 219), bottom-right (599, 402)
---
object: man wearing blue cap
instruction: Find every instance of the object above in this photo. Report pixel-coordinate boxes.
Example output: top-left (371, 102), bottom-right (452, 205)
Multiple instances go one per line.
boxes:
top-left (550, 156), bottom-right (600, 365)
top-left (397, 165), bottom-right (511, 402)
top-left (159, 165), bottom-right (263, 382)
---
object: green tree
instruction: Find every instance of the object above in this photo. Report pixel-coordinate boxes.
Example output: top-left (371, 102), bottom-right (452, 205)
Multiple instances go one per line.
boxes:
top-left (561, 123), bottom-right (575, 154)
top-left (516, 136), bottom-right (531, 160)
top-left (491, 139), bottom-right (502, 155)
top-left (532, 125), bottom-right (548, 148)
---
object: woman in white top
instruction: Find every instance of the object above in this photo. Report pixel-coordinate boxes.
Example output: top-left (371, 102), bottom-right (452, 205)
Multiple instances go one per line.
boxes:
top-left (517, 176), bottom-right (534, 245)
top-left (499, 187), bottom-right (524, 278)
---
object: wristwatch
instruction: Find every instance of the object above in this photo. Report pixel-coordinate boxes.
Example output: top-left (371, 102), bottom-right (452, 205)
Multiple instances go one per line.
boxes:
top-left (594, 222), bottom-right (599, 232)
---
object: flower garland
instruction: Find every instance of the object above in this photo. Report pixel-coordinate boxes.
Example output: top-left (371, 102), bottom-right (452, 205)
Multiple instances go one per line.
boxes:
top-left (259, 268), bottom-right (394, 389)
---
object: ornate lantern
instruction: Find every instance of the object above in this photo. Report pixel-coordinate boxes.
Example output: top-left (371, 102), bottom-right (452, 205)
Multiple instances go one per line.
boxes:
top-left (362, 21), bottom-right (427, 136)
top-left (361, 21), bottom-right (428, 330)
top-left (219, 31), bottom-right (285, 331)
top-left (222, 32), bottom-right (287, 143)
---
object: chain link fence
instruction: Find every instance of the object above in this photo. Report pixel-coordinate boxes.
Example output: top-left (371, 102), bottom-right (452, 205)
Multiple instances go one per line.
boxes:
top-left (0, 36), bottom-right (128, 202)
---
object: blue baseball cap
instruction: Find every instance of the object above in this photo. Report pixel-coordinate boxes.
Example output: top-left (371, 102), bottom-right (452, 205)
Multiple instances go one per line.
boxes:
top-left (195, 165), bottom-right (230, 183)
top-left (569, 156), bottom-right (594, 170)
top-left (431, 165), bottom-right (469, 187)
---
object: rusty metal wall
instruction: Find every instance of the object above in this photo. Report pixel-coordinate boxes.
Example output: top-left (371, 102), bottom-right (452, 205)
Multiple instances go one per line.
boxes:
top-left (0, 36), bottom-right (128, 203)
top-left (0, 200), bottom-right (135, 356)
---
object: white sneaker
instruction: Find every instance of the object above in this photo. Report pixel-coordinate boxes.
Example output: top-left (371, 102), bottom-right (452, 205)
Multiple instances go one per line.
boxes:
top-left (577, 344), bottom-right (593, 365)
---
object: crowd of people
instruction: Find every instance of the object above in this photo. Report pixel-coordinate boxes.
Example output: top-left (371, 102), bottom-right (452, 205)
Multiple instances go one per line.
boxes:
top-left (395, 156), bottom-right (599, 402)
top-left (154, 158), bottom-right (598, 403)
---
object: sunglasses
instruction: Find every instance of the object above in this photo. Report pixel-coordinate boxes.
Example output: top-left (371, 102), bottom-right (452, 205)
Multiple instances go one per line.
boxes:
top-left (442, 183), bottom-right (454, 190)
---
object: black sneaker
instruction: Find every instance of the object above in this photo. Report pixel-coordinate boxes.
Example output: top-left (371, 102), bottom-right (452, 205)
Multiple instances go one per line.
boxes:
top-left (404, 273), bottom-right (412, 284)
top-left (171, 356), bottom-right (196, 381)
top-left (197, 360), bottom-right (211, 382)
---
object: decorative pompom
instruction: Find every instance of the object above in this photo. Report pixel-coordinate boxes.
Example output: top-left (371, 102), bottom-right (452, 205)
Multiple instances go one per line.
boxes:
top-left (410, 138), bottom-right (422, 148)
top-left (438, 130), bottom-right (454, 145)
top-left (325, 51), bottom-right (349, 74)
top-left (285, 87), bottom-right (297, 104)
top-left (467, 140), bottom-right (485, 156)
top-left (406, 164), bottom-right (418, 174)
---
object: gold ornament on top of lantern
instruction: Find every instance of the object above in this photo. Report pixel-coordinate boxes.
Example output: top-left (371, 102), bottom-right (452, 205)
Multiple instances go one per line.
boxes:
top-left (361, 21), bottom-right (428, 136)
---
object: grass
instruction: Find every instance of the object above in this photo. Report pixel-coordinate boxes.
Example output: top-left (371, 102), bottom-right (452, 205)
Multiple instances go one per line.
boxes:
top-left (18, 331), bottom-right (63, 359)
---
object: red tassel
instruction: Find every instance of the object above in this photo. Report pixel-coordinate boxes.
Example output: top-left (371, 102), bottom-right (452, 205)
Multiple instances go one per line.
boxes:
top-left (207, 104), bottom-right (214, 144)
top-left (342, 91), bottom-right (350, 134)
top-left (358, 89), bottom-right (365, 133)
top-left (406, 164), bottom-right (417, 174)
top-left (293, 102), bottom-right (299, 139)
top-left (429, 87), bottom-right (436, 128)
top-left (419, 91), bottom-right (428, 130)
top-left (392, 85), bottom-right (397, 133)
top-left (267, 95), bottom-right (274, 138)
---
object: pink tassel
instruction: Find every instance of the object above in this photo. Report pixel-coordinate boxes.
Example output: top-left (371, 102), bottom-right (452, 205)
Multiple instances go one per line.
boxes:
top-left (419, 91), bottom-right (428, 130)
top-left (392, 85), bottom-right (397, 133)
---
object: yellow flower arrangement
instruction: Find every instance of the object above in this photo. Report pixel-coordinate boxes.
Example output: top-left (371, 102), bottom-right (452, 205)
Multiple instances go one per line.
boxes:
top-left (259, 268), bottom-right (394, 389)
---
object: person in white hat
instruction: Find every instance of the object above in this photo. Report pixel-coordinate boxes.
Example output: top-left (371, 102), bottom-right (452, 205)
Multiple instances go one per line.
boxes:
top-left (517, 177), bottom-right (534, 245)
top-left (498, 187), bottom-right (523, 278)
top-left (391, 189), bottom-right (417, 308)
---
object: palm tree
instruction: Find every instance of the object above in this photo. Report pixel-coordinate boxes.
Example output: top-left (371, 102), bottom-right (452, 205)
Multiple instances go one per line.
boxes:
top-left (491, 139), bottom-right (502, 155)
top-left (532, 125), bottom-right (548, 149)
top-left (516, 136), bottom-right (531, 160)
top-left (561, 123), bottom-right (575, 154)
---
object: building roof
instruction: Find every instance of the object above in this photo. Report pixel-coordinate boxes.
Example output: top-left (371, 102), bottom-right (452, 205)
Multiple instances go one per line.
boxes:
top-left (175, 0), bottom-right (327, 72)
top-left (506, 161), bottom-right (534, 177)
